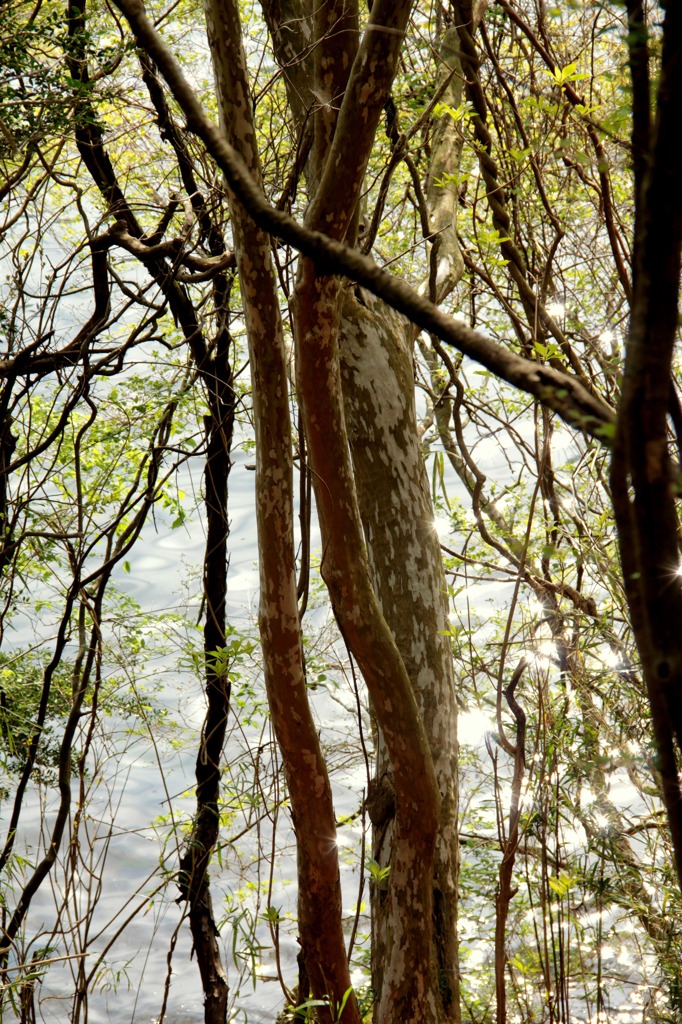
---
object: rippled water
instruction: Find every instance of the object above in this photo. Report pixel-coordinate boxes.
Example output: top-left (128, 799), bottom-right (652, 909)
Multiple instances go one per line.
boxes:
top-left (6, 409), bottom-right (638, 1023)
top-left (3, 450), bottom-right (367, 1024)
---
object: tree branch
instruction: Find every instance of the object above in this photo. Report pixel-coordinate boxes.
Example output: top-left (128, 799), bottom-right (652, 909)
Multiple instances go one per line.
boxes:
top-left (111, 0), bottom-right (615, 443)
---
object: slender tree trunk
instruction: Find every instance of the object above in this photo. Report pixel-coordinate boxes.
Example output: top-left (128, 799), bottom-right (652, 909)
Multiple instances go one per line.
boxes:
top-left (178, 361), bottom-right (233, 1023)
top-left (288, 5), bottom-right (448, 1015)
top-left (202, 3), bottom-right (359, 1019)
top-left (611, 2), bottom-right (682, 882)
top-left (263, 2), bottom-right (462, 1016)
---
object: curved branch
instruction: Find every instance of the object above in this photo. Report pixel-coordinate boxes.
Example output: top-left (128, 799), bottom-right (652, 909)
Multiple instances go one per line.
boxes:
top-left (111, 0), bottom-right (616, 444)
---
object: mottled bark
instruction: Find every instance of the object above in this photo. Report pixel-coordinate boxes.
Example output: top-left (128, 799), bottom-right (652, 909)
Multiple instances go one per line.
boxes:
top-left (310, 0), bottom-right (358, 200)
top-left (290, 5), bottom-right (449, 1019)
top-left (264, 3), bottom-right (461, 1016)
top-left (339, 288), bottom-right (460, 1021)
top-left (293, 264), bottom-right (441, 1024)
top-left (202, 2), bottom-right (358, 1019)
top-left (424, 25), bottom-right (465, 303)
top-left (259, 0), bottom-right (313, 126)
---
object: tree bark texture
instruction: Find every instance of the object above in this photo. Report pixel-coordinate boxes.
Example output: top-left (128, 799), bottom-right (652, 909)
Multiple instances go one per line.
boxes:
top-left (267, 2), bottom-right (461, 1017)
top-left (202, 2), bottom-right (359, 1019)
top-left (611, 3), bottom-right (682, 883)
top-left (290, 4), bottom-right (451, 1019)
top-left (293, 262), bottom-right (441, 1024)
top-left (339, 287), bottom-right (460, 1021)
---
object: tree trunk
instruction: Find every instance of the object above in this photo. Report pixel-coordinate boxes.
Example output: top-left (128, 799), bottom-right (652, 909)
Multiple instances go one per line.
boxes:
top-left (610, 1), bottom-right (682, 883)
top-left (202, 3), bottom-right (359, 1019)
top-left (263, 3), bottom-right (462, 1017)
top-left (339, 287), bottom-right (460, 1021)
top-left (293, 262), bottom-right (441, 1024)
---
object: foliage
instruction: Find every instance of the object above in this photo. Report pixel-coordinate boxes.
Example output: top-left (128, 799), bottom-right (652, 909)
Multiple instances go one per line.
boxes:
top-left (1, 1), bottom-right (681, 1023)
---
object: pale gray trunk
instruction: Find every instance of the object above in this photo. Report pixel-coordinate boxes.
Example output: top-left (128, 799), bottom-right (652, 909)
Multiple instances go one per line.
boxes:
top-left (339, 287), bottom-right (460, 1020)
top-left (425, 25), bottom-right (466, 304)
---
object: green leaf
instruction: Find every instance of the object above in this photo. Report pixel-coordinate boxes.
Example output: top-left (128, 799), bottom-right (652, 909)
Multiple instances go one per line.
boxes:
top-left (367, 858), bottom-right (391, 883)
top-left (547, 62), bottom-right (590, 86)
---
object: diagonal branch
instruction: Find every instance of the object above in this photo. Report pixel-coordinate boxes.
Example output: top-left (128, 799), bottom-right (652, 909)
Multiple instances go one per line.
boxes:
top-left (111, 0), bottom-right (615, 444)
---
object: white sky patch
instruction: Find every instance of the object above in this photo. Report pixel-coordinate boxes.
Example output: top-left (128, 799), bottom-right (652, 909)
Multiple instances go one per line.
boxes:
top-left (580, 784), bottom-right (595, 806)
top-left (334, 830), bottom-right (357, 849)
top-left (608, 771), bottom-right (643, 812)
top-left (521, 647), bottom-right (553, 671)
top-left (463, 942), bottom-right (487, 967)
top-left (537, 638), bottom-right (557, 659)
top-left (546, 300), bottom-right (565, 318)
top-left (617, 946), bottom-right (636, 968)
top-left (592, 810), bottom-right (610, 831)
top-left (496, 782), bottom-right (527, 813)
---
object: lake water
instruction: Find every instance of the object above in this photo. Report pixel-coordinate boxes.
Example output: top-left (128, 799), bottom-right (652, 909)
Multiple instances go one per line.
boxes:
top-left (0, 389), bottom-right (664, 1024)
top-left (2, 447), bottom-right (370, 1023)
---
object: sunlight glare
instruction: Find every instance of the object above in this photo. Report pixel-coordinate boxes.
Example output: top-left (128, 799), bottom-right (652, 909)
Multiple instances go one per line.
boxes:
top-left (537, 638), bottom-right (556, 658)
top-left (459, 708), bottom-right (496, 746)
top-left (433, 514), bottom-right (452, 541)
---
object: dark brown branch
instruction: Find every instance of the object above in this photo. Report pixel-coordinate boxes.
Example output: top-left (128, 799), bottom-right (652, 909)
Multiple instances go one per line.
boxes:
top-left (110, 0), bottom-right (615, 444)
top-left (611, 0), bottom-right (682, 886)
top-left (495, 660), bottom-right (527, 1024)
